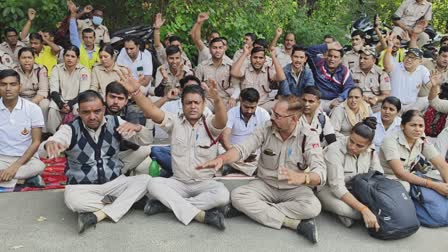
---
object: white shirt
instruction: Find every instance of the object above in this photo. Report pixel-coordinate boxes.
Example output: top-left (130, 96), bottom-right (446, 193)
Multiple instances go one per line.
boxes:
top-left (373, 111), bottom-right (402, 153)
top-left (154, 99), bottom-right (213, 139)
top-left (389, 62), bottom-right (430, 105)
top-left (226, 106), bottom-right (270, 145)
top-left (117, 48), bottom-right (153, 79)
top-left (0, 97), bottom-right (44, 157)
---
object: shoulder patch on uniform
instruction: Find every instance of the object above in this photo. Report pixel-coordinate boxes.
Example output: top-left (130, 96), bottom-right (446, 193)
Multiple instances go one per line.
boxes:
top-left (81, 74), bottom-right (88, 81)
top-left (384, 76), bottom-right (390, 82)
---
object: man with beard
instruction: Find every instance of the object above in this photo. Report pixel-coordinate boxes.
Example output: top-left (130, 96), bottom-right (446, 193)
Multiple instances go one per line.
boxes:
top-left (423, 46), bottom-right (448, 84)
top-left (39, 90), bottom-right (153, 234)
top-left (384, 34), bottom-right (432, 112)
top-left (231, 46), bottom-right (286, 111)
top-left (342, 30), bottom-right (366, 71)
top-left (307, 41), bottom-right (355, 113)
top-left (220, 88), bottom-right (270, 176)
top-left (351, 46), bottom-right (391, 112)
top-left (153, 46), bottom-right (193, 97)
top-left (196, 37), bottom-right (237, 110)
top-left (270, 28), bottom-right (296, 67)
top-left (0, 28), bottom-right (26, 63)
top-left (280, 45), bottom-right (315, 97)
top-left (119, 74), bottom-right (230, 230)
top-left (197, 96), bottom-right (326, 244)
top-left (104, 82), bottom-right (151, 175)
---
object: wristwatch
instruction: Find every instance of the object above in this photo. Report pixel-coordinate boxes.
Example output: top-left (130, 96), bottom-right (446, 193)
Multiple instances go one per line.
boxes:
top-left (304, 172), bottom-right (311, 185)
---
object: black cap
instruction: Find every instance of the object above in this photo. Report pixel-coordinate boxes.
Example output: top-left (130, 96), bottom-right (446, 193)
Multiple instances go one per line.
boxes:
top-left (406, 48), bottom-right (423, 58)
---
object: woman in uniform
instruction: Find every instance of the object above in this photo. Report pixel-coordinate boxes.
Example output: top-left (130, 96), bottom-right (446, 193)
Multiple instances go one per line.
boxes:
top-left (331, 87), bottom-right (372, 138)
top-left (317, 117), bottom-right (383, 229)
top-left (372, 96), bottom-right (402, 152)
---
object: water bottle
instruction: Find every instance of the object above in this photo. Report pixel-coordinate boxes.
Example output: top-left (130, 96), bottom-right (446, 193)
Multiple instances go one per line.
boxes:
top-left (149, 160), bottom-right (160, 177)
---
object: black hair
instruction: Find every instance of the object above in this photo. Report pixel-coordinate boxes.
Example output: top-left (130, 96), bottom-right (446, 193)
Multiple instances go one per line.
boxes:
top-left (329, 48), bottom-right (344, 58)
top-left (168, 35), bottom-right (182, 44)
top-left (348, 86), bottom-right (363, 96)
top-left (254, 38), bottom-right (269, 49)
top-left (64, 45), bottom-right (80, 57)
top-left (179, 75), bottom-right (201, 89)
top-left (381, 96), bottom-right (402, 112)
top-left (18, 47), bottom-right (35, 58)
top-left (250, 46), bottom-right (265, 56)
top-left (439, 83), bottom-right (448, 100)
top-left (165, 45), bottom-right (181, 57)
top-left (105, 81), bottom-right (128, 97)
top-left (439, 46), bottom-right (448, 55)
top-left (82, 28), bottom-right (96, 37)
top-left (245, 33), bottom-right (257, 42)
top-left (181, 84), bottom-right (205, 104)
top-left (291, 45), bottom-right (307, 56)
top-left (219, 36), bottom-right (228, 43)
top-left (99, 44), bottom-right (115, 57)
top-left (351, 30), bottom-right (366, 40)
top-left (209, 37), bottom-right (225, 47)
top-left (209, 30), bottom-right (220, 36)
top-left (284, 32), bottom-right (295, 41)
top-left (351, 116), bottom-right (377, 142)
top-left (4, 27), bottom-right (18, 36)
top-left (303, 86), bottom-right (321, 99)
top-left (78, 90), bottom-right (105, 105)
top-left (401, 109), bottom-right (422, 126)
top-left (240, 88), bottom-right (260, 103)
top-left (29, 32), bottom-right (43, 42)
top-left (0, 69), bottom-right (20, 83)
top-left (323, 34), bottom-right (335, 42)
top-left (124, 36), bottom-right (141, 47)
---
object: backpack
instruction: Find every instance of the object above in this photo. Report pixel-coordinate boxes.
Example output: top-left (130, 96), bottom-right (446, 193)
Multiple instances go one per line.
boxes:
top-left (424, 106), bottom-right (447, 137)
top-left (410, 172), bottom-right (448, 227)
top-left (348, 171), bottom-right (420, 240)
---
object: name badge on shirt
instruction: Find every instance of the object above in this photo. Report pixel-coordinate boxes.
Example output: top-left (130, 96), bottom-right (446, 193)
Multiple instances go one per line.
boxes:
top-left (137, 66), bottom-right (143, 72)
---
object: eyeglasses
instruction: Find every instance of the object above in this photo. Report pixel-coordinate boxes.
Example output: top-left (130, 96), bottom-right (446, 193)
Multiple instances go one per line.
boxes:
top-left (271, 110), bottom-right (294, 119)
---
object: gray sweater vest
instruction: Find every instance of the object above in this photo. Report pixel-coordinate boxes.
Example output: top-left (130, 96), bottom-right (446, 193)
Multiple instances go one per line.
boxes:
top-left (65, 115), bottom-right (123, 185)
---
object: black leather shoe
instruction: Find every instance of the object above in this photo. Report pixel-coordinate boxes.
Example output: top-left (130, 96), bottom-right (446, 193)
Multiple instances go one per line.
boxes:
top-left (143, 200), bottom-right (169, 216)
top-left (218, 204), bottom-right (242, 218)
top-left (296, 218), bottom-right (318, 244)
top-left (78, 213), bottom-right (97, 234)
top-left (204, 209), bottom-right (226, 230)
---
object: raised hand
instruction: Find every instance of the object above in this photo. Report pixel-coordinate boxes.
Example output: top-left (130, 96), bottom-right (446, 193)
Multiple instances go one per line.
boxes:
top-left (83, 4), bottom-right (93, 13)
top-left (243, 43), bottom-right (251, 56)
top-left (154, 13), bottom-right (166, 29)
top-left (275, 27), bottom-right (283, 37)
top-left (67, 0), bottom-right (77, 14)
top-left (430, 71), bottom-right (443, 86)
top-left (203, 79), bottom-right (220, 101)
top-left (386, 32), bottom-right (396, 49)
top-left (197, 12), bottom-right (209, 23)
top-left (166, 88), bottom-right (180, 100)
top-left (28, 8), bottom-right (36, 21)
top-left (270, 46), bottom-right (277, 58)
top-left (120, 72), bottom-right (141, 93)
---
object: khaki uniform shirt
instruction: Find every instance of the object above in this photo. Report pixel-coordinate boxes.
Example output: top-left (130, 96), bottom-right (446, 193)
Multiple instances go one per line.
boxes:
top-left (351, 65), bottom-right (391, 111)
top-left (275, 46), bottom-right (291, 67)
top-left (342, 50), bottom-right (359, 70)
top-left (379, 130), bottom-right (439, 178)
top-left (0, 50), bottom-right (15, 70)
top-left (155, 45), bottom-right (192, 69)
top-left (195, 57), bottom-right (236, 102)
top-left (299, 111), bottom-right (335, 147)
top-left (331, 104), bottom-right (373, 138)
top-left (325, 136), bottom-right (383, 198)
top-left (91, 64), bottom-right (128, 97)
top-left (234, 121), bottom-right (327, 189)
top-left (158, 113), bottom-right (224, 182)
top-left (238, 64), bottom-right (276, 105)
top-left (14, 64), bottom-right (49, 99)
top-left (152, 64), bottom-right (193, 96)
top-left (0, 41), bottom-right (26, 64)
top-left (395, 0), bottom-right (432, 27)
top-left (422, 59), bottom-right (448, 84)
top-left (77, 19), bottom-right (111, 46)
top-left (49, 63), bottom-right (90, 109)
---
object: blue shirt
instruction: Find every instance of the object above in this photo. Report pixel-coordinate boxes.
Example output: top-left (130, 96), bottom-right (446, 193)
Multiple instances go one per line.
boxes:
top-left (307, 44), bottom-right (355, 101)
top-left (280, 64), bottom-right (315, 97)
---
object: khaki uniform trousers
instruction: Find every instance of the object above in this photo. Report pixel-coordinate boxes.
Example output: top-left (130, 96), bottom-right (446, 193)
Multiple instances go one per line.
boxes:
top-left (64, 174), bottom-right (151, 222)
top-left (0, 155), bottom-right (46, 187)
top-left (316, 186), bottom-right (361, 220)
top-left (38, 99), bottom-right (50, 133)
top-left (147, 177), bottom-right (230, 225)
top-left (119, 146), bottom-right (151, 175)
top-left (47, 108), bottom-right (65, 134)
top-left (231, 179), bottom-right (321, 229)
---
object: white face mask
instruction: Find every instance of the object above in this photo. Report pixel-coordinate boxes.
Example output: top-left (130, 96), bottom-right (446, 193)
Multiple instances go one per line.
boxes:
top-left (92, 16), bottom-right (103, 26)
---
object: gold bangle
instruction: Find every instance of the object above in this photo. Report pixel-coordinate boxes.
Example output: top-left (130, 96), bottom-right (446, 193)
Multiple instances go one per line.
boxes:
top-left (304, 172), bottom-right (311, 185)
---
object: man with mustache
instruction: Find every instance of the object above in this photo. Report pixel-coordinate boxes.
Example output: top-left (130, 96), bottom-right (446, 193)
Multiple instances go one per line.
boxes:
top-left (342, 30), bottom-right (366, 71)
top-left (279, 45), bottom-right (314, 97)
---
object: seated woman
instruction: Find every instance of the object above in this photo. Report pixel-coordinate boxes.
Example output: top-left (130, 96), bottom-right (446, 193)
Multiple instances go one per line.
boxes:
top-left (331, 87), bottom-right (372, 138)
top-left (372, 96), bottom-right (402, 152)
top-left (14, 47), bottom-right (50, 131)
top-left (380, 110), bottom-right (448, 195)
top-left (317, 117), bottom-right (383, 228)
top-left (91, 45), bottom-right (129, 97)
top-left (47, 46), bottom-right (90, 134)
